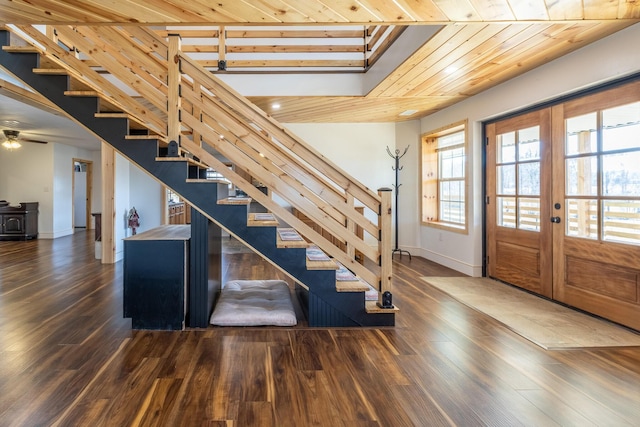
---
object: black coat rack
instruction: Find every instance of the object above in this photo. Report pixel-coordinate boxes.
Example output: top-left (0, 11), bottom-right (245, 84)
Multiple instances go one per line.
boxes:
top-left (387, 146), bottom-right (412, 260)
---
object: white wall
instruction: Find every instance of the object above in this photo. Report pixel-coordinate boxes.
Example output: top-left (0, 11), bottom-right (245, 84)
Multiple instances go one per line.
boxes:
top-left (0, 142), bottom-right (54, 236)
top-left (128, 162), bottom-right (162, 235)
top-left (394, 120), bottom-right (421, 253)
top-left (107, 156), bottom-right (163, 262)
top-left (114, 152), bottom-right (130, 261)
top-left (0, 141), bottom-right (99, 239)
top-left (284, 123), bottom-right (397, 191)
top-left (53, 144), bottom-right (76, 238)
top-left (283, 122), bottom-right (397, 245)
top-left (419, 23), bottom-right (640, 276)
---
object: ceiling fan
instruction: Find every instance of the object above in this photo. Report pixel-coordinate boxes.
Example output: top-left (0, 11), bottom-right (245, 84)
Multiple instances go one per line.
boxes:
top-left (1, 129), bottom-right (48, 150)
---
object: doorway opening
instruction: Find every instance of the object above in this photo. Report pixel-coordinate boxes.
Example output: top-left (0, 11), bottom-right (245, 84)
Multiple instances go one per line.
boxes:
top-left (72, 159), bottom-right (93, 232)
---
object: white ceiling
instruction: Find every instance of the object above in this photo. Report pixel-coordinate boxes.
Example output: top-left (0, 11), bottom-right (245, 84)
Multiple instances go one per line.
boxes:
top-left (0, 87), bottom-right (100, 151)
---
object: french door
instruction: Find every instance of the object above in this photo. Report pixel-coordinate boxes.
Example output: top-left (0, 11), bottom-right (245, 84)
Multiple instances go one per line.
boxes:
top-left (487, 81), bottom-right (640, 330)
top-left (486, 109), bottom-right (553, 298)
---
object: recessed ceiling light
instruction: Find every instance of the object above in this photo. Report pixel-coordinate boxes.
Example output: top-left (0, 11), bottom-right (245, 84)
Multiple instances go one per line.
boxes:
top-left (272, 103), bottom-right (280, 109)
top-left (399, 109), bottom-right (418, 117)
top-left (444, 66), bottom-right (459, 74)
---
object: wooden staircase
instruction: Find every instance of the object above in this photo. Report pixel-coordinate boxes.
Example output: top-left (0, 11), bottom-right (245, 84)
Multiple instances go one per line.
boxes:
top-left (0, 26), bottom-right (396, 327)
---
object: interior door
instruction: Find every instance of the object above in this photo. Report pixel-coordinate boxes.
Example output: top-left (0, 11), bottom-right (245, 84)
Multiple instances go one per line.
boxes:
top-left (551, 82), bottom-right (640, 331)
top-left (486, 109), bottom-right (553, 298)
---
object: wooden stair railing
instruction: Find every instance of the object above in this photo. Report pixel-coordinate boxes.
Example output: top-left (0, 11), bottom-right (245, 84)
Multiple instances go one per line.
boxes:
top-left (171, 34), bottom-right (391, 290)
top-left (11, 25), bottom-right (166, 135)
top-left (8, 24), bottom-right (393, 299)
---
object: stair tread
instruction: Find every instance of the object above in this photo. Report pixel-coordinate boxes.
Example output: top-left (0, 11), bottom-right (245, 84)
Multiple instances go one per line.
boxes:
top-left (217, 197), bottom-right (252, 205)
top-left (334, 262), bottom-right (376, 293)
top-left (33, 68), bottom-right (67, 75)
top-left (307, 258), bottom-right (338, 270)
top-left (64, 90), bottom-right (99, 96)
top-left (94, 112), bottom-right (147, 129)
top-left (185, 178), bottom-right (230, 184)
top-left (365, 301), bottom-right (399, 313)
top-left (65, 90), bottom-right (122, 113)
top-left (155, 156), bottom-right (209, 169)
top-left (248, 212), bottom-right (279, 227)
top-left (305, 245), bottom-right (337, 270)
top-left (276, 227), bottom-right (308, 248)
top-left (125, 134), bottom-right (163, 140)
top-left (336, 280), bottom-right (371, 292)
top-left (3, 45), bottom-right (39, 53)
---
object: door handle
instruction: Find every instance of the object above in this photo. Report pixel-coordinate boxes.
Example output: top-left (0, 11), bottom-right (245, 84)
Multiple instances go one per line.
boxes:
top-left (550, 216), bottom-right (561, 223)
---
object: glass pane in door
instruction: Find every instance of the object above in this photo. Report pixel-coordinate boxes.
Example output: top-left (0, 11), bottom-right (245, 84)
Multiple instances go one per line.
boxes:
top-left (566, 198), bottom-right (598, 239)
top-left (497, 197), bottom-right (516, 228)
top-left (518, 126), bottom-right (540, 160)
top-left (518, 198), bottom-right (541, 231)
top-left (497, 131), bottom-right (516, 163)
top-left (518, 162), bottom-right (540, 195)
top-left (602, 101), bottom-right (640, 152)
top-left (602, 152), bottom-right (640, 196)
top-left (497, 165), bottom-right (516, 194)
top-left (566, 113), bottom-right (597, 155)
top-left (566, 157), bottom-right (598, 196)
top-left (602, 199), bottom-right (640, 245)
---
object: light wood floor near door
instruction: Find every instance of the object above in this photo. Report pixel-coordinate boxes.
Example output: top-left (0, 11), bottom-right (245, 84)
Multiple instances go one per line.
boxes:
top-left (1, 231), bottom-right (639, 426)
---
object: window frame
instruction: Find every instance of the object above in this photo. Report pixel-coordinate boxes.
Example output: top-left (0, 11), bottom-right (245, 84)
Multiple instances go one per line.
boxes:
top-left (421, 120), bottom-right (469, 234)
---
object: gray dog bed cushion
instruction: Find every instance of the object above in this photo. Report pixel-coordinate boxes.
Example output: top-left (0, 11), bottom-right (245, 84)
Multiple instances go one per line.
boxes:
top-left (209, 279), bottom-right (297, 326)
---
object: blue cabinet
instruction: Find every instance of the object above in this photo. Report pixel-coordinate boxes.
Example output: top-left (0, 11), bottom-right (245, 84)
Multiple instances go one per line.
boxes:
top-left (123, 225), bottom-right (189, 330)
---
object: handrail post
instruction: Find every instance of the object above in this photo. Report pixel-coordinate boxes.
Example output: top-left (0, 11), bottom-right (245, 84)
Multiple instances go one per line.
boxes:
top-left (378, 188), bottom-right (393, 306)
top-left (168, 34), bottom-right (181, 154)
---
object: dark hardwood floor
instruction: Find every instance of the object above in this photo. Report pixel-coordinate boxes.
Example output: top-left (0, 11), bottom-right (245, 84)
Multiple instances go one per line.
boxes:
top-left (1, 230), bottom-right (639, 426)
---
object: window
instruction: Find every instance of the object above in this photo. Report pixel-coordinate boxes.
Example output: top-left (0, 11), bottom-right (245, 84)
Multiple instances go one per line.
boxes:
top-left (421, 120), bottom-right (468, 232)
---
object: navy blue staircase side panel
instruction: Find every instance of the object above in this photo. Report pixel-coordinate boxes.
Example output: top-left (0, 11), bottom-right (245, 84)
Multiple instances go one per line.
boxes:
top-left (310, 281), bottom-right (395, 327)
top-left (308, 292), bottom-right (358, 327)
top-left (189, 209), bottom-right (208, 328)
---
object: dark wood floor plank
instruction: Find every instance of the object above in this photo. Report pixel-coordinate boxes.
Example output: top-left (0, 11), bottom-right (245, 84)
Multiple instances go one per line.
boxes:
top-left (268, 343), bottom-right (311, 426)
top-left (433, 340), bottom-right (558, 426)
top-left (516, 362), bottom-right (635, 426)
top-left (1, 231), bottom-right (640, 426)
top-left (132, 377), bottom-right (184, 427)
top-left (517, 389), bottom-right (595, 426)
top-left (391, 384), bottom-right (455, 427)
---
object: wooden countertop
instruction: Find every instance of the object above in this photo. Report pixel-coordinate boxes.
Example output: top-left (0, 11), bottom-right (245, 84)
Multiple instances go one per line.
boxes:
top-left (124, 225), bottom-right (190, 241)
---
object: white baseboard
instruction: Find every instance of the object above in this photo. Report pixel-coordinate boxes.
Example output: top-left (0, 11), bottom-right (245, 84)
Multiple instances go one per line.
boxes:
top-left (38, 228), bottom-right (74, 239)
top-left (416, 248), bottom-right (483, 277)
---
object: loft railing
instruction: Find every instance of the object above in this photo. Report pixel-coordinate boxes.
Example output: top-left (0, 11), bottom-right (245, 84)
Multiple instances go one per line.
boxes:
top-left (8, 24), bottom-right (392, 296)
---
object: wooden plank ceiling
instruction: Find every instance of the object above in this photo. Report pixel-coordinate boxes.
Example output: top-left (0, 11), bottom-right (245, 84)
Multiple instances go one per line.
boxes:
top-left (0, 1), bottom-right (639, 122)
top-left (2, 1), bottom-right (640, 24)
